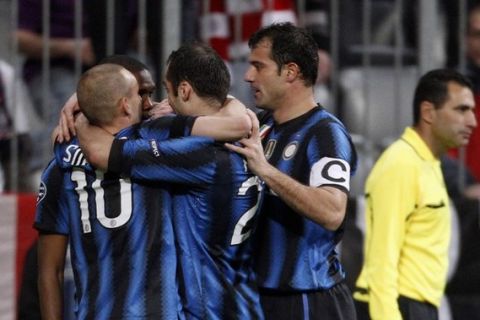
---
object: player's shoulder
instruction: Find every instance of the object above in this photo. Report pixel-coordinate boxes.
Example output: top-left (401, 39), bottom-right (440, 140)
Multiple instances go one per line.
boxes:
top-left (310, 107), bottom-right (346, 130)
top-left (141, 115), bottom-right (176, 129)
top-left (54, 138), bottom-right (91, 171)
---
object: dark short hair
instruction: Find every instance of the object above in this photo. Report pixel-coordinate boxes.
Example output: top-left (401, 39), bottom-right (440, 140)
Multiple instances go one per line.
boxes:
top-left (166, 42), bottom-right (230, 104)
top-left (248, 22), bottom-right (319, 86)
top-left (413, 69), bottom-right (473, 124)
top-left (99, 55), bottom-right (149, 74)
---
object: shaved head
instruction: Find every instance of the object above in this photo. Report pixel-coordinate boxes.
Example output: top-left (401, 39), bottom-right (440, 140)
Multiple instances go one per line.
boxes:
top-left (77, 63), bottom-right (137, 125)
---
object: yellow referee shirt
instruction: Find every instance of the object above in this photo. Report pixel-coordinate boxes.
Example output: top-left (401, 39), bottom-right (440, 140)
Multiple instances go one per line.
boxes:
top-left (354, 127), bottom-right (450, 320)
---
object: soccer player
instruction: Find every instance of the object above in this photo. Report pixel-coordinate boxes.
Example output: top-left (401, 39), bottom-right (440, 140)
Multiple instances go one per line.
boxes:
top-left (225, 23), bottom-right (358, 320)
top-left (35, 64), bottom-right (180, 319)
top-left (74, 43), bottom-right (265, 319)
top-left (36, 55), bottom-right (252, 319)
top-left (353, 69), bottom-right (477, 320)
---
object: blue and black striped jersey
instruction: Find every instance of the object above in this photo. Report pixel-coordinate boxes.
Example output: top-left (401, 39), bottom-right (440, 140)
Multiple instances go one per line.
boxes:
top-left (109, 118), bottom-right (265, 320)
top-left (34, 125), bottom-right (179, 320)
top-left (254, 106), bottom-right (357, 291)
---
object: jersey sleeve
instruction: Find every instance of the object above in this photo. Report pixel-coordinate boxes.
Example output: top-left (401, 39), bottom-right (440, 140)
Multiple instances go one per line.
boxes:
top-left (34, 160), bottom-right (69, 235)
top-left (109, 136), bottom-right (220, 185)
top-left (307, 120), bottom-right (357, 193)
top-left (365, 161), bottom-right (418, 320)
top-left (140, 115), bottom-right (197, 139)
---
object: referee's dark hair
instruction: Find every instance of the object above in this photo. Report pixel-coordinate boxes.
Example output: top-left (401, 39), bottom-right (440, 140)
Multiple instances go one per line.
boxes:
top-left (413, 69), bottom-right (473, 124)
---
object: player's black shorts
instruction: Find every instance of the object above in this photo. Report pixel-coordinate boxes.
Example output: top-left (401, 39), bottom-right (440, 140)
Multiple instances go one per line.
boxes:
top-left (355, 295), bottom-right (438, 320)
top-left (259, 281), bottom-right (357, 320)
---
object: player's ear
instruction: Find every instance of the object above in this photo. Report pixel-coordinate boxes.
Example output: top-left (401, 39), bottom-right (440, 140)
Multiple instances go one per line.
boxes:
top-left (178, 81), bottom-right (192, 102)
top-left (284, 62), bottom-right (300, 82)
top-left (119, 96), bottom-right (132, 116)
top-left (420, 101), bottom-right (435, 124)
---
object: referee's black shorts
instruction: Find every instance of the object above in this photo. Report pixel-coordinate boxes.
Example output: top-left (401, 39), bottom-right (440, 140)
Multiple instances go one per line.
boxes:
top-left (354, 295), bottom-right (438, 320)
top-left (259, 281), bottom-right (357, 320)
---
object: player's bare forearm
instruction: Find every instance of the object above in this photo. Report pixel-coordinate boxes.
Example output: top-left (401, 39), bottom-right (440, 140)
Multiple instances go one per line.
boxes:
top-left (259, 166), bottom-right (346, 230)
top-left (192, 98), bottom-right (252, 141)
top-left (75, 114), bottom-right (113, 171)
top-left (193, 113), bottom-right (251, 141)
top-left (38, 234), bottom-right (67, 320)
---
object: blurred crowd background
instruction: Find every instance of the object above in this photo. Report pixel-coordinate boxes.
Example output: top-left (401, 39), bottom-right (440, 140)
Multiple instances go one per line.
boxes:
top-left (0, 1), bottom-right (479, 319)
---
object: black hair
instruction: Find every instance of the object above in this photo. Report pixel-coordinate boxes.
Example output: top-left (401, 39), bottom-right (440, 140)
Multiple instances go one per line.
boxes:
top-left (99, 55), bottom-right (149, 74)
top-left (166, 42), bottom-right (230, 104)
top-left (413, 69), bottom-right (473, 124)
top-left (248, 22), bottom-right (319, 86)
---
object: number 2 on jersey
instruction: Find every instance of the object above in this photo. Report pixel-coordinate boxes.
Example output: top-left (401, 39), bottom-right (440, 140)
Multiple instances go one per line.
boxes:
top-left (231, 176), bottom-right (263, 245)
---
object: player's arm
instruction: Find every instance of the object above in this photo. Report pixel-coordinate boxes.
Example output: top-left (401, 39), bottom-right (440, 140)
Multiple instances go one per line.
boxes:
top-left (225, 110), bottom-right (348, 230)
top-left (56, 96), bottom-right (175, 143)
top-left (61, 95), bottom-right (250, 145)
top-left (38, 233), bottom-right (68, 320)
top-left (34, 160), bottom-right (70, 320)
top-left (76, 103), bottom-right (250, 172)
top-left (108, 135), bottom-right (218, 185)
top-left (75, 111), bottom-right (218, 185)
top-left (191, 97), bottom-right (252, 140)
top-left (53, 93), bottom-right (79, 143)
top-left (364, 164), bottom-right (415, 320)
top-left (249, 165), bottom-right (346, 230)
top-left (74, 113), bottom-right (113, 171)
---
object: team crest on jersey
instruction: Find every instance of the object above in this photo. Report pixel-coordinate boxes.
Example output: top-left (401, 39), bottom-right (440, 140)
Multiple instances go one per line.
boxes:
top-left (264, 139), bottom-right (276, 160)
top-left (282, 142), bottom-right (298, 160)
top-left (36, 181), bottom-right (46, 204)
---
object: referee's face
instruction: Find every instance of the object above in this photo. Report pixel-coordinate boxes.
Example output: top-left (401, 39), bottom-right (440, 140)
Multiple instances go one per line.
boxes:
top-left (431, 82), bottom-right (477, 150)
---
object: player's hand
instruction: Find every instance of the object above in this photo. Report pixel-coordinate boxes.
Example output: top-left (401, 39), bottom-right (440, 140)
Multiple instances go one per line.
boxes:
top-left (147, 99), bottom-right (174, 119)
top-left (225, 109), bottom-right (269, 176)
top-left (56, 93), bottom-right (80, 143)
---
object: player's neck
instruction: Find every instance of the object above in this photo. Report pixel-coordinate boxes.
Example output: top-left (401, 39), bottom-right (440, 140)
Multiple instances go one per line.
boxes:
top-left (189, 96), bottom-right (222, 116)
top-left (273, 89), bottom-right (317, 124)
top-left (102, 117), bottom-right (134, 136)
